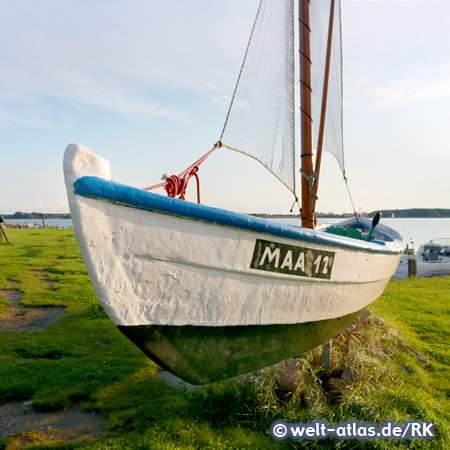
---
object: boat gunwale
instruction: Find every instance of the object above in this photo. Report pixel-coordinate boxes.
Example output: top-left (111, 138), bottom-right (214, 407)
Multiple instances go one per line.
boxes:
top-left (73, 175), bottom-right (403, 256)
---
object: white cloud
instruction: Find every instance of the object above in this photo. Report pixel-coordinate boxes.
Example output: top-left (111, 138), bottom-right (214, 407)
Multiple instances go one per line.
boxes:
top-left (0, 109), bottom-right (54, 129)
top-left (0, 0), bottom-right (254, 128)
top-left (372, 76), bottom-right (450, 109)
top-left (353, 63), bottom-right (450, 110)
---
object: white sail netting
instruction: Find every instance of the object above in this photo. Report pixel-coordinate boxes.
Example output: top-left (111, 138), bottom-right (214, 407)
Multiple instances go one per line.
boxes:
top-left (220, 0), bottom-right (345, 194)
top-left (220, 0), bottom-right (296, 194)
top-left (311, 0), bottom-right (345, 174)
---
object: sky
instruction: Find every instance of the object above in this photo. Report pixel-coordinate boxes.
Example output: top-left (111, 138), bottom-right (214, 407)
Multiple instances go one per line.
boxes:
top-left (1, 0), bottom-right (450, 215)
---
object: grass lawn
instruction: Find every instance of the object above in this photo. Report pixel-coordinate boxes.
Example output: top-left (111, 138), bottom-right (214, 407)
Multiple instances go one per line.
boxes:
top-left (0, 229), bottom-right (449, 449)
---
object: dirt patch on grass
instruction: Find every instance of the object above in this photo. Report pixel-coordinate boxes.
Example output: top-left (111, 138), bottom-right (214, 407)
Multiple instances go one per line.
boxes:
top-left (0, 402), bottom-right (106, 445)
top-left (0, 288), bottom-right (65, 332)
top-left (0, 276), bottom-right (107, 447)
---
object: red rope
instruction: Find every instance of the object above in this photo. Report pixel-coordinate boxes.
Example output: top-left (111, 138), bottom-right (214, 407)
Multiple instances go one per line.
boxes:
top-left (142, 143), bottom-right (220, 203)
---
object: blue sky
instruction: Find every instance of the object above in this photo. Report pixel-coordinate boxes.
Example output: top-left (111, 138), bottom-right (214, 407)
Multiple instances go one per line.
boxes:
top-left (1, 0), bottom-right (449, 215)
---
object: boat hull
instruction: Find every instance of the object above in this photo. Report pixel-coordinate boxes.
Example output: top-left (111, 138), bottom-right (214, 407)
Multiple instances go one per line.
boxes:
top-left (64, 144), bottom-right (403, 383)
top-left (394, 255), bottom-right (450, 279)
top-left (118, 309), bottom-right (363, 384)
top-left (66, 194), bottom-right (398, 328)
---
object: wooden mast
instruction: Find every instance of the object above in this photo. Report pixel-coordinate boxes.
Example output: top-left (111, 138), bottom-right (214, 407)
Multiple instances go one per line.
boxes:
top-left (299, 0), bottom-right (314, 229)
top-left (300, 0), bottom-right (337, 227)
top-left (312, 0), bottom-right (336, 213)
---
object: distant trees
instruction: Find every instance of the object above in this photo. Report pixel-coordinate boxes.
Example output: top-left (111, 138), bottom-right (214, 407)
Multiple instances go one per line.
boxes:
top-left (368, 209), bottom-right (450, 218)
top-left (1, 212), bottom-right (71, 219)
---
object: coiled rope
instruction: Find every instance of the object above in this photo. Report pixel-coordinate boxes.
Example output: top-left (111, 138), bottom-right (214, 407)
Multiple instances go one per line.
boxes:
top-left (143, 143), bottom-right (221, 203)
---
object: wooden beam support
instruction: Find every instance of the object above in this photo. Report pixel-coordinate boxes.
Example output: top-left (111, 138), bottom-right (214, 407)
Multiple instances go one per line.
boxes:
top-left (312, 0), bottom-right (336, 213)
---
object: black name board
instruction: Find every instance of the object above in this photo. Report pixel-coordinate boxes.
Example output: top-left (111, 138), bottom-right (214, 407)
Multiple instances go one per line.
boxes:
top-left (250, 239), bottom-right (335, 279)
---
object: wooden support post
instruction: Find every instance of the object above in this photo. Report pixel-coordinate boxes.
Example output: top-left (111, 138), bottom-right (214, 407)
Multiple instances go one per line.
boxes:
top-left (1, 226), bottom-right (10, 244)
top-left (408, 258), bottom-right (417, 277)
top-left (322, 340), bottom-right (332, 374)
top-left (0, 216), bottom-right (9, 244)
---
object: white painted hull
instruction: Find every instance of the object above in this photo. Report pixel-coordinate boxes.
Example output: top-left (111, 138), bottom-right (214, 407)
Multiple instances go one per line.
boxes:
top-left (64, 144), bottom-right (403, 329)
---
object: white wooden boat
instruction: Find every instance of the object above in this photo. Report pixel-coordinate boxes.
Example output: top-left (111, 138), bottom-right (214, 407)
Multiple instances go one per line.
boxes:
top-left (393, 238), bottom-right (450, 279)
top-left (64, 0), bottom-right (402, 384)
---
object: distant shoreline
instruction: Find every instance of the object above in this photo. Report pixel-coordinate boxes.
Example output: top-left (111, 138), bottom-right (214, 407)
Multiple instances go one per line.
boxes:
top-left (250, 208), bottom-right (450, 219)
top-left (2, 208), bottom-right (450, 220)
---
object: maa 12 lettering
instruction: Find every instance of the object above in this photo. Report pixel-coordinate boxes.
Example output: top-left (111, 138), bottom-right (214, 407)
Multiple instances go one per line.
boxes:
top-left (250, 239), bottom-right (334, 279)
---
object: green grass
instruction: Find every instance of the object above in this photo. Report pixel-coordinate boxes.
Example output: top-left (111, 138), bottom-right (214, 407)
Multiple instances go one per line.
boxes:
top-left (1, 229), bottom-right (449, 449)
top-left (372, 278), bottom-right (450, 387)
top-left (0, 296), bottom-right (8, 314)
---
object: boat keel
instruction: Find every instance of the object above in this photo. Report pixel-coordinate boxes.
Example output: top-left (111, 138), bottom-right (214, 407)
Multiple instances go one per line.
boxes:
top-left (118, 309), bottom-right (363, 385)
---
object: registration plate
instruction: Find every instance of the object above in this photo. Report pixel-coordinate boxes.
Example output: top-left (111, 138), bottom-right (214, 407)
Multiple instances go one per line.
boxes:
top-left (250, 239), bottom-right (335, 280)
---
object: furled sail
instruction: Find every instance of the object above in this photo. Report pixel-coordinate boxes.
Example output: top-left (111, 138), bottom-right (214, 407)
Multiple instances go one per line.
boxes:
top-left (310, 0), bottom-right (345, 174)
top-left (220, 0), bottom-right (296, 195)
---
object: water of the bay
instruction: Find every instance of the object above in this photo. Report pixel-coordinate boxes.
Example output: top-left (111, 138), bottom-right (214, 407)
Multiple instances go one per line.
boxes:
top-left (4, 218), bottom-right (73, 229)
top-left (274, 217), bottom-right (450, 251)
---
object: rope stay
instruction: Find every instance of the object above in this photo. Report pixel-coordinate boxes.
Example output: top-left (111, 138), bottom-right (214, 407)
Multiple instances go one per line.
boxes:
top-left (343, 171), bottom-right (359, 219)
